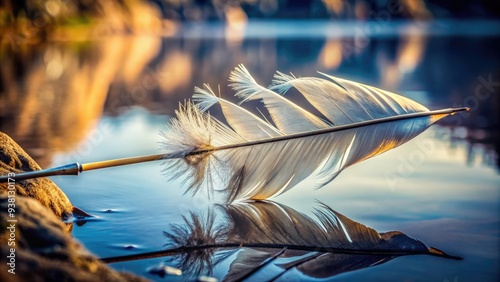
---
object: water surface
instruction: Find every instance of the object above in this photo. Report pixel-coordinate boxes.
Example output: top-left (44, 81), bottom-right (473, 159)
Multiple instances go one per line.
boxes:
top-left (1, 20), bottom-right (499, 281)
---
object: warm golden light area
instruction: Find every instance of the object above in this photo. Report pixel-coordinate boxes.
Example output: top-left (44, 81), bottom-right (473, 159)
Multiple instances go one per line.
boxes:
top-left (1, 39), bottom-right (121, 166)
top-left (225, 5), bottom-right (248, 44)
top-left (119, 35), bottom-right (162, 84)
top-left (319, 39), bottom-right (343, 69)
top-left (402, 0), bottom-right (433, 19)
top-left (322, 0), bottom-right (345, 16)
top-left (157, 50), bottom-right (193, 93)
top-left (397, 27), bottom-right (426, 73)
top-left (379, 29), bottom-right (426, 89)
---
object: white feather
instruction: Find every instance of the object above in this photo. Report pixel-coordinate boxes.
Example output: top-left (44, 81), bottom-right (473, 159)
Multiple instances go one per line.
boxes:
top-left (272, 72), bottom-right (429, 125)
top-left (221, 116), bottom-right (435, 201)
top-left (162, 65), bottom-right (458, 202)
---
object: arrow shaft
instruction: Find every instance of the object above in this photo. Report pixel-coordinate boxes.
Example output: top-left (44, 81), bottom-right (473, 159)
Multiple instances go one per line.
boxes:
top-left (0, 107), bottom-right (468, 183)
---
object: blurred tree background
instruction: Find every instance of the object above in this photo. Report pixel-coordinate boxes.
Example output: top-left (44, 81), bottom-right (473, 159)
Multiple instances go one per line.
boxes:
top-left (1, 0), bottom-right (499, 43)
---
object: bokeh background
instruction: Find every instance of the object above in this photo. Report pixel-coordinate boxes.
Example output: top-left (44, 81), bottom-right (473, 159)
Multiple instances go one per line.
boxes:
top-left (0, 1), bottom-right (499, 281)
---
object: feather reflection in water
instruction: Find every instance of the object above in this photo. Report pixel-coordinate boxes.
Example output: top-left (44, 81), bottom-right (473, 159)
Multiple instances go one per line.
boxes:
top-left (161, 210), bottom-right (234, 280)
top-left (159, 201), bottom-right (459, 281)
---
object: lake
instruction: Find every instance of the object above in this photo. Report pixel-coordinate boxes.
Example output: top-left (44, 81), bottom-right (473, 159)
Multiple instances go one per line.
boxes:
top-left (1, 20), bottom-right (499, 281)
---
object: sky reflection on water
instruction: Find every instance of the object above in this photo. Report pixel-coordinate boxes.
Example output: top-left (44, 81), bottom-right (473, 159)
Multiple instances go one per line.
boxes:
top-left (0, 20), bottom-right (498, 281)
top-left (48, 106), bottom-right (499, 281)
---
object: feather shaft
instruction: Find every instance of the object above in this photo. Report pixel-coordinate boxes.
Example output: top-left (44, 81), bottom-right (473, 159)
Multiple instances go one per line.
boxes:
top-left (0, 107), bottom-right (468, 183)
top-left (100, 242), bottom-right (462, 264)
top-left (198, 107), bottom-right (467, 153)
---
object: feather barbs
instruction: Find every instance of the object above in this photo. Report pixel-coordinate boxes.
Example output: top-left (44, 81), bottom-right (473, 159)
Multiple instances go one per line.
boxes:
top-left (160, 64), bottom-right (466, 202)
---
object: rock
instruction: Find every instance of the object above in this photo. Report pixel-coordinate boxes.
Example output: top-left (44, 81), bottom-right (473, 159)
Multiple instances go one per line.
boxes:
top-left (0, 132), bottom-right (73, 218)
top-left (0, 195), bottom-right (147, 281)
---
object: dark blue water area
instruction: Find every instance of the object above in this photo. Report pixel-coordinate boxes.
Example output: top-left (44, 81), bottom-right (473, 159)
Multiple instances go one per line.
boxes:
top-left (34, 20), bottom-right (500, 281)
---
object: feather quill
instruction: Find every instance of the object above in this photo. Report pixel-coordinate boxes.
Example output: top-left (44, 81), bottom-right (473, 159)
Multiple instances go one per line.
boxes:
top-left (162, 65), bottom-right (465, 202)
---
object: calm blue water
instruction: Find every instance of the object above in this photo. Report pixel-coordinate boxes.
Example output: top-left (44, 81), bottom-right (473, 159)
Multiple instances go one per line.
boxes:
top-left (53, 112), bottom-right (499, 281)
top-left (2, 20), bottom-right (499, 281)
